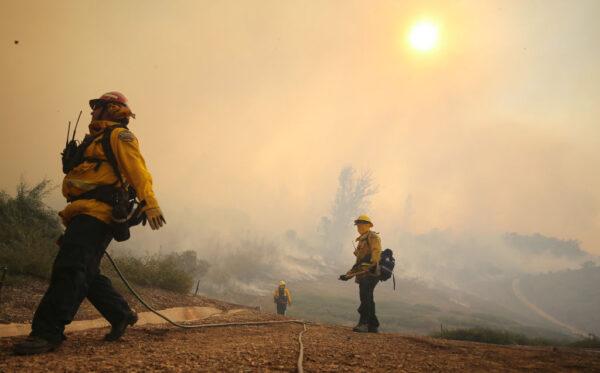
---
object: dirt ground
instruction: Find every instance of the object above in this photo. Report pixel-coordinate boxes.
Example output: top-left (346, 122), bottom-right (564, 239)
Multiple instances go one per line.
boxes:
top-left (2, 311), bottom-right (600, 372)
top-left (1, 277), bottom-right (599, 372)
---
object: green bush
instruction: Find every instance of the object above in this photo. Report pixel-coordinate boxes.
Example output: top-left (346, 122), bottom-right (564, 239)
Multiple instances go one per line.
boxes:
top-left (569, 334), bottom-right (600, 349)
top-left (434, 326), bottom-right (554, 346)
top-left (106, 251), bottom-right (209, 294)
top-left (434, 327), bottom-right (600, 349)
top-left (0, 180), bottom-right (62, 280)
top-left (0, 180), bottom-right (210, 294)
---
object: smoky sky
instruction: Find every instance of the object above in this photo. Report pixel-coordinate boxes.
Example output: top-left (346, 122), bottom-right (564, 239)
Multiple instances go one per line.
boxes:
top-left (2, 0), bottom-right (600, 254)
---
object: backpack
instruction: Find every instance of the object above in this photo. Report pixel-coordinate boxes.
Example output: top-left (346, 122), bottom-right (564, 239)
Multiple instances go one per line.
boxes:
top-left (362, 234), bottom-right (396, 289)
top-left (379, 248), bottom-right (395, 281)
top-left (379, 248), bottom-right (396, 290)
top-left (276, 287), bottom-right (288, 304)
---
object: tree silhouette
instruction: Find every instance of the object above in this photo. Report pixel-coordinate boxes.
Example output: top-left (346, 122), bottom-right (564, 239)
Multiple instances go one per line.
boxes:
top-left (319, 167), bottom-right (377, 265)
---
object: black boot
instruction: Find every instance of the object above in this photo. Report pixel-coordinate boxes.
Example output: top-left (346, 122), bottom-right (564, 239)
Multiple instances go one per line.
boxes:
top-left (353, 324), bottom-right (369, 333)
top-left (368, 326), bottom-right (379, 333)
top-left (104, 311), bottom-right (138, 341)
top-left (13, 336), bottom-right (62, 355)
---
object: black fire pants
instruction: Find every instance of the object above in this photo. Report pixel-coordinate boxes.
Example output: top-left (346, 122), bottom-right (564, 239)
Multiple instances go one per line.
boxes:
top-left (358, 276), bottom-right (379, 327)
top-left (31, 214), bottom-right (133, 343)
top-left (276, 303), bottom-right (287, 315)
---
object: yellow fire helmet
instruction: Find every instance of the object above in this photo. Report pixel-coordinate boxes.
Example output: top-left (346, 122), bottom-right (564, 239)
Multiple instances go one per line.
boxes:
top-left (354, 214), bottom-right (373, 227)
top-left (279, 280), bottom-right (286, 286)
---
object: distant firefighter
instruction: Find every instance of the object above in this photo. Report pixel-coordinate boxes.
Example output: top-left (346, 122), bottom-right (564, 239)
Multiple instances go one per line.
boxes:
top-left (339, 214), bottom-right (382, 333)
top-left (273, 280), bottom-right (292, 315)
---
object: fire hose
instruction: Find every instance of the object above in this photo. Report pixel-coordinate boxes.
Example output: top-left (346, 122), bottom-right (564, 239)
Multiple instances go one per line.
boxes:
top-left (105, 252), bottom-right (308, 372)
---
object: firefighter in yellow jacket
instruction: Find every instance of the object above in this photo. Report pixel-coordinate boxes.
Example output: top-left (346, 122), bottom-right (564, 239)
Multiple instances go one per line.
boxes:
top-left (273, 280), bottom-right (292, 315)
top-left (339, 215), bottom-right (381, 333)
top-left (14, 92), bottom-right (166, 355)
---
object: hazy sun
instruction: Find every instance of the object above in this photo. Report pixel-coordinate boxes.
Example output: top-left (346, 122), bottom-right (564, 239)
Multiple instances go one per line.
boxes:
top-left (408, 21), bottom-right (439, 52)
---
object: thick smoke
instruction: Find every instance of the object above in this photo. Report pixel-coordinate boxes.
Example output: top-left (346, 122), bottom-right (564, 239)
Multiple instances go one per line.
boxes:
top-left (121, 166), bottom-right (598, 301)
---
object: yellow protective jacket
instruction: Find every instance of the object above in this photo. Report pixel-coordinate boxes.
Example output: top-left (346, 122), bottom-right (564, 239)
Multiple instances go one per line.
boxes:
top-left (60, 120), bottom-right (159, 225)
top-left (273, 287), bottom-right (292, 305)
top-left (347, 231), bottom-right (382, 282)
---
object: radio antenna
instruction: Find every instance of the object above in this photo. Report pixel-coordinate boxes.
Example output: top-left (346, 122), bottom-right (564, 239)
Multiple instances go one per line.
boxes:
top-left (65, 121), bottom-right (71, 146)
top-left (71, 110), bottom-right (82, 142)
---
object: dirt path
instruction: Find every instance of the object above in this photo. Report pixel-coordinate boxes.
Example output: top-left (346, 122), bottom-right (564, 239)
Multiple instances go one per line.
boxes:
top-left (2, 311), bottom-right (599, 372)
top-left (0, 276), bottom-right (248, 324)
top-left (0, 306), bottom-right (249, 338)
top-left (512, 278), bottom-right (587, 337)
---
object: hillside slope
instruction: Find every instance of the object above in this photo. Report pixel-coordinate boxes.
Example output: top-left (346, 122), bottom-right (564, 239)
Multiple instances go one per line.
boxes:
top-left (1, 277), bottom-right (599, 372)
top-left (221, 276), bottom-right (574, 341)
top-left (518, 267), bottom-right (600, 336)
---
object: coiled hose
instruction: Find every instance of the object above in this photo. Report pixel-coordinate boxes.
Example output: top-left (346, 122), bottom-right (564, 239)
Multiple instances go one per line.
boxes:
top-left (105, 252), bottom-right (308, 372)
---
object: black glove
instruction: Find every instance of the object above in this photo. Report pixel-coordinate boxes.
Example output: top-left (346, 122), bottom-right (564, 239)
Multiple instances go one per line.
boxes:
top-left (338, 274), bottom-right (350, 281)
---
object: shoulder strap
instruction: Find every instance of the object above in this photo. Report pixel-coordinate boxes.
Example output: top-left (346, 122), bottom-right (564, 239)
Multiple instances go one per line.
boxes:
top-left (364, 232), bottom-right (381, 252)
top-left (360, 234), bottom-right (372, 265)
top-left (80, 133), bottom-right (102, 150)
top-left (364, 232), bottom-right (372, 250)
top-left (101, 125), bottom-right (127, 186)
